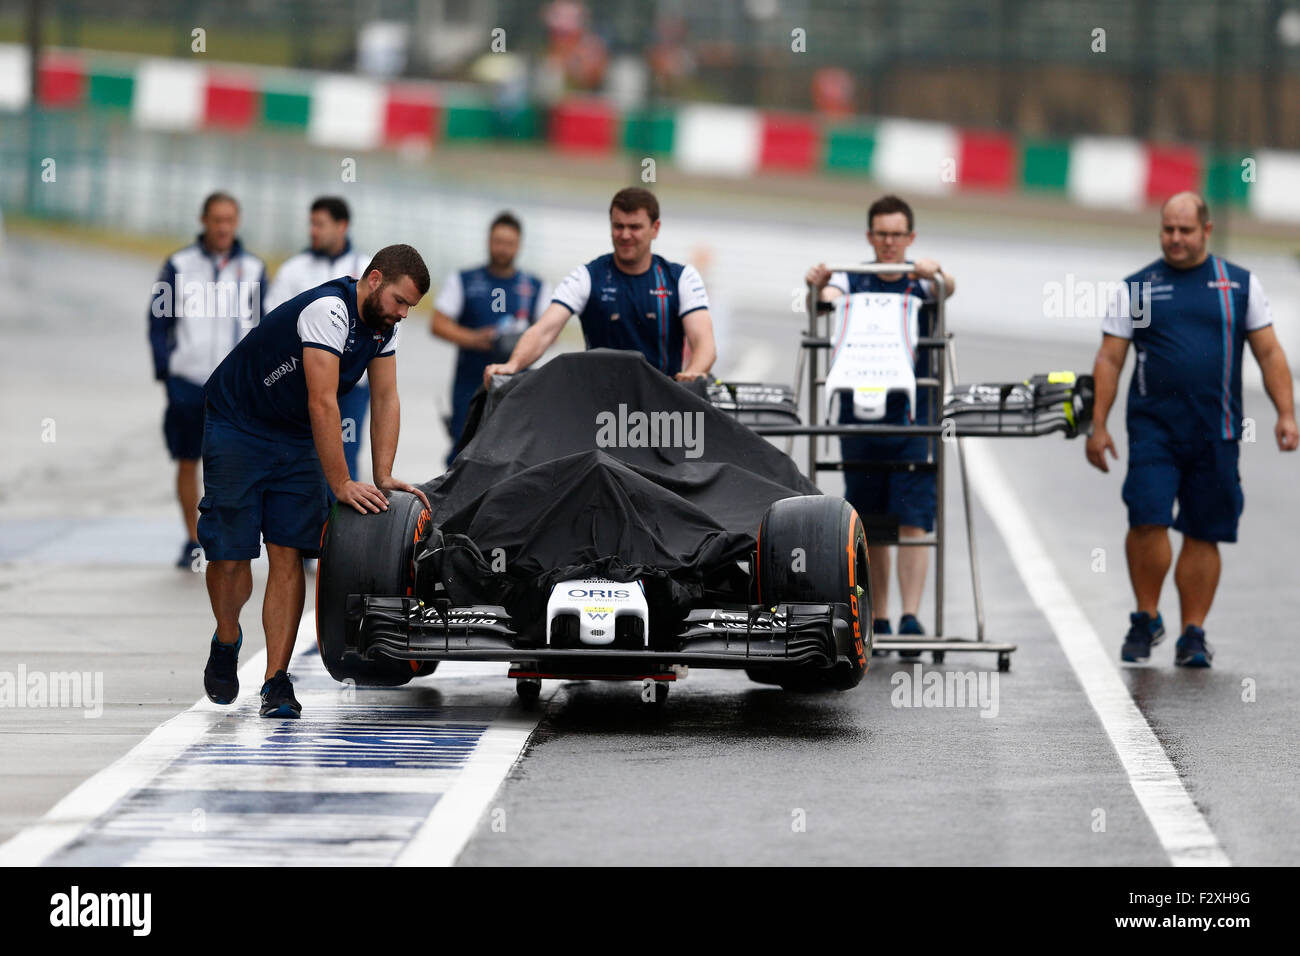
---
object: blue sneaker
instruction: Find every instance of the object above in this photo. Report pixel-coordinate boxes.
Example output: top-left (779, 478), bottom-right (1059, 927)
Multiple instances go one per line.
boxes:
top-left (204, 628), bottom-right (241, 704)
top-left (1120, 611), bottom-right (1165, 663)
top-left (177, 539), bottom-right (201, 569)
top-left (1175, 626), bottom-right (1214, 668)
top-left (898, 614), bottom-right (924, 659)
top-left (260, 670), bottom-right (302, 718)
top-left (871, 618), bottom-right (892, 657)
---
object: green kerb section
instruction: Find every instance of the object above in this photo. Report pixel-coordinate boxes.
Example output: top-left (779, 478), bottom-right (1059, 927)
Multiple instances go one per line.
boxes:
top-left (495, 104), bottom-right (543, 142)
top-left (622, 109), bottom-right (675, 154)
top-left (445, 101), bottom-right (496, 141)
top-left (87, 71), bottom-right (133, 110)
top-left (262, 89), bottom-right (310, 128)
top-left (1020, 139), bottom-right (1070, 192)
top-left (824, 125), bottom-right (875, 173)
top-left (1203, 153), bottom-right (1252, 208)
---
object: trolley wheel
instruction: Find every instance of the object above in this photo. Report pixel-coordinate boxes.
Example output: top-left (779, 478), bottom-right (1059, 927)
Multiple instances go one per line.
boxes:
top-left (998, 653), bottom-right (1011, 673)
top-left (516, 677), bottom-right (541, 703)
top-left (931, 651), bottom-right (945, 664)
top-left (640, 678), bottom-right (669, 707)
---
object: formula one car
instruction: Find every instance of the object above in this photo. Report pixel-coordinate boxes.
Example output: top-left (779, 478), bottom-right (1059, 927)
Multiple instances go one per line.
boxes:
top-left (315, 349), bottom-right (871, 705)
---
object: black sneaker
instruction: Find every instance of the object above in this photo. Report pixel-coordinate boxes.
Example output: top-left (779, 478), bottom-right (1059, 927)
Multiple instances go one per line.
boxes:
top-left (871, 618), bottom-right (892, 657)
top-left (260, 670), bottom-right (302, 718)
top-left (204, 629), bottom-right (241, 704)
top-left (1120, 611), bottom-right (1165, 663)
top-left (898, 613), bottom-right (924, 659)
top-left (1175, 626), bottom-right (1214, 668)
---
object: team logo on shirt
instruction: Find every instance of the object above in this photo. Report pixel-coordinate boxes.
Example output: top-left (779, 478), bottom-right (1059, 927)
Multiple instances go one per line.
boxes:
top-left (1206, 279), bottom-right (1240, 290)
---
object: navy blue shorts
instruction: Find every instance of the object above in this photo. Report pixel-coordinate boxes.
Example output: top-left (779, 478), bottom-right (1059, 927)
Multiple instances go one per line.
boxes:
top-left (163, 376), bottom-right (206, 461)
top-left (839, 431), bottom-right (937, 533)
top-left (1123, 426), bottom-right (1243, 543)
top-left (197, 407), bottom-right (330, 560)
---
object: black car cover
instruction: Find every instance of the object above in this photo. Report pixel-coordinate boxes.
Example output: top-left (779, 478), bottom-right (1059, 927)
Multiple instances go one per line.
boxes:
top-left (417, 350), bottom-right (819, 636)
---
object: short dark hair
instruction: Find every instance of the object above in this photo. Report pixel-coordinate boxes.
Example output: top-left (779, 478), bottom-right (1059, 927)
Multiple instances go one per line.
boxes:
top-left (311, 196), bottom-right (350, 223)
top-left (490, 211), bottom-right (522, 235)
top-left (867, 194), bottom-right (914, 233)
top-left (363, 244), bottom-right (430, 296)
top-left (202, 191), bottom-right (239, 217)
top-left (610, 187), bottom-right (659, 223)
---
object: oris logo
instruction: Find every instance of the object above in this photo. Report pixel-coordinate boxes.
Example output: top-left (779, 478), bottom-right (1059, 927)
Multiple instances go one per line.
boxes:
top-left (567, 588), bottom-right (630, 599)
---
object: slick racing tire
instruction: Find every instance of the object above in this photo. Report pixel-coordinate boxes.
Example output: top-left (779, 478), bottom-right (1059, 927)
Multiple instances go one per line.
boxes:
top-left (749, 495), bottom-right (870, 691)
top-left (316, 490), bottom-right (429, 686)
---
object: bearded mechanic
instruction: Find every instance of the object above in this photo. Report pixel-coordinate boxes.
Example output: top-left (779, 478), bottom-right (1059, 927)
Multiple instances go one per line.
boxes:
top-left (483, 187), bottom-right (716, 386)
top-left (1087, 192), bottom-right (1297, 667)
top-left (199, 244), bottom-right (431, 717)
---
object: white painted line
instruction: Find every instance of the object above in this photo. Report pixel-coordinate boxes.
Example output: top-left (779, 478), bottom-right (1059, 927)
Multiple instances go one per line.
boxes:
top-left (962, 440), bottom-right (1230, 866)
top-left (0, 633), bottom-right (276, 867)
top-left (394, 703), bottom-right (548, 867)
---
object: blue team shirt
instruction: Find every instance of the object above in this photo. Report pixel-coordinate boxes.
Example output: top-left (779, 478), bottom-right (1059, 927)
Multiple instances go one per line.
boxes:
top-left (205, 277), bottom-right (396, 442)
top-left (437, 266), bottom-right (544, 391)
top-left (831, 270), bottom-right (938, 424)
top-left (552, 253), bottom-right (710, 377)
top-left (1106, 256), bottom-right (1269, 440)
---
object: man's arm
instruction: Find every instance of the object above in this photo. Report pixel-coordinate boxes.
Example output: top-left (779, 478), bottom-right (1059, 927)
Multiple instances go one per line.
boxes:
top-left (678, 309), bottom-right (716, 380)
top-left (148, 260), bottom-right (178, 380)
top-left (482, 300), bottom-right (573, 385)
top-left (366, 354), bottom-right (432, 508)
top-left (304, 348), bottom-right (388, 514)
top-left (431, 309), bottom-right (497, 351)
top-left (1085, 333), bottom-right (1131, 472)
top-left (1246, 325), bottom-right (1299, 451)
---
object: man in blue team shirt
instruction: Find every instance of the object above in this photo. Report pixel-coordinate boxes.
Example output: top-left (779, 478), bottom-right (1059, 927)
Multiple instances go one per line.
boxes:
top-left (482, 187), bottom-right (716, 385)
top-left (199, 244), bottom-right (431, 717)
top-left (805, 195), bottom-right (957, 654)
top-left (431, 212), bottom-right (547, 464)
top-left (1088, 192), bottom-right (1296, 667)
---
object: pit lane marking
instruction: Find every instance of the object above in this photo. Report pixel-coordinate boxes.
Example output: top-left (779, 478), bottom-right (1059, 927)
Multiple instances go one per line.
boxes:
top-left (0, 619), bottom-right (547, 866)
top-left (963, 440), bottom-right (1230, 866)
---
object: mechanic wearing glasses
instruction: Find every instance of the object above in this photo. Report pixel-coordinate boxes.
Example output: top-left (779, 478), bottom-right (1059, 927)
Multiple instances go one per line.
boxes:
top-left (482, 187), bottom-right (716, 385)
top-left (805, 194), bottom-right (957, 653)
top-left (1087, 191), bottom-right (1296, 667)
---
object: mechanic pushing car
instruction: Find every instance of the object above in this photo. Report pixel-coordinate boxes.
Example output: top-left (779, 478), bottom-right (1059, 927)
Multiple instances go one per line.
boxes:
top-left (804, 194), bottom-right (957, 654)
top-left (264, 196), bottom-right (371, 482)
top-left (482, 187), bottom-right (717, 385)
top-left (432, 212), bottom-right (548, 465)
top-left (199, 244), bottom-right (431, 717)
top-left (1087, 191), bottom-right (1297, 667)
top-left (148, 192), bottom-right (267, 569)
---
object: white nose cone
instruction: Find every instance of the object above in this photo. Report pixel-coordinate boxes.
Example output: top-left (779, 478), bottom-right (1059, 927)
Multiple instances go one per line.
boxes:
top-left (546, 578), bottom-right (649, 646)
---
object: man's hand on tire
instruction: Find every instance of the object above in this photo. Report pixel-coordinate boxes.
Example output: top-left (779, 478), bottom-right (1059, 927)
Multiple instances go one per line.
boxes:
top-left (376, 475), bottom-right (431, 511)
top-left (334, 479), bottom-right (390, 514)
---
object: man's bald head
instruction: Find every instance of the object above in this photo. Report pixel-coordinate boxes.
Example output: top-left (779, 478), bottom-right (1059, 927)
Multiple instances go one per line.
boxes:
top-left (1161, 191), bottom-right (1210, 227)
top-left (1159, 191), bottom-right (1212, 269)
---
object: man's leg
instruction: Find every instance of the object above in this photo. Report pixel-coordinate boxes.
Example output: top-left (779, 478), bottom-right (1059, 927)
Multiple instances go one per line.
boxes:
top-left (177, 459), bottom-right (200, 543)
top-left (263, 543), bottom-right (305, 679)
top-left (1125, 524), bottom-right (1171, 616)
top-left (897, 525), bottom-right (929, 618)
top-left (206, 559), bottom-right (252, 643)
top-left (1173, 536), bottom-right (1220, 631)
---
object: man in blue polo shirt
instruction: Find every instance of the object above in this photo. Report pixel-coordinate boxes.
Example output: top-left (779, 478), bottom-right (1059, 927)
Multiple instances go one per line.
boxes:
top-left (199, 244), bottom-right (431, 717)
top-left (482, 187), bottom-right (716, 385)
top-left (1088, 192), bottom-right (1296, 667)
top-left (432, 211), bottom-right (547, 464)
top-left (805, 194), bottom-right (957, 654)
